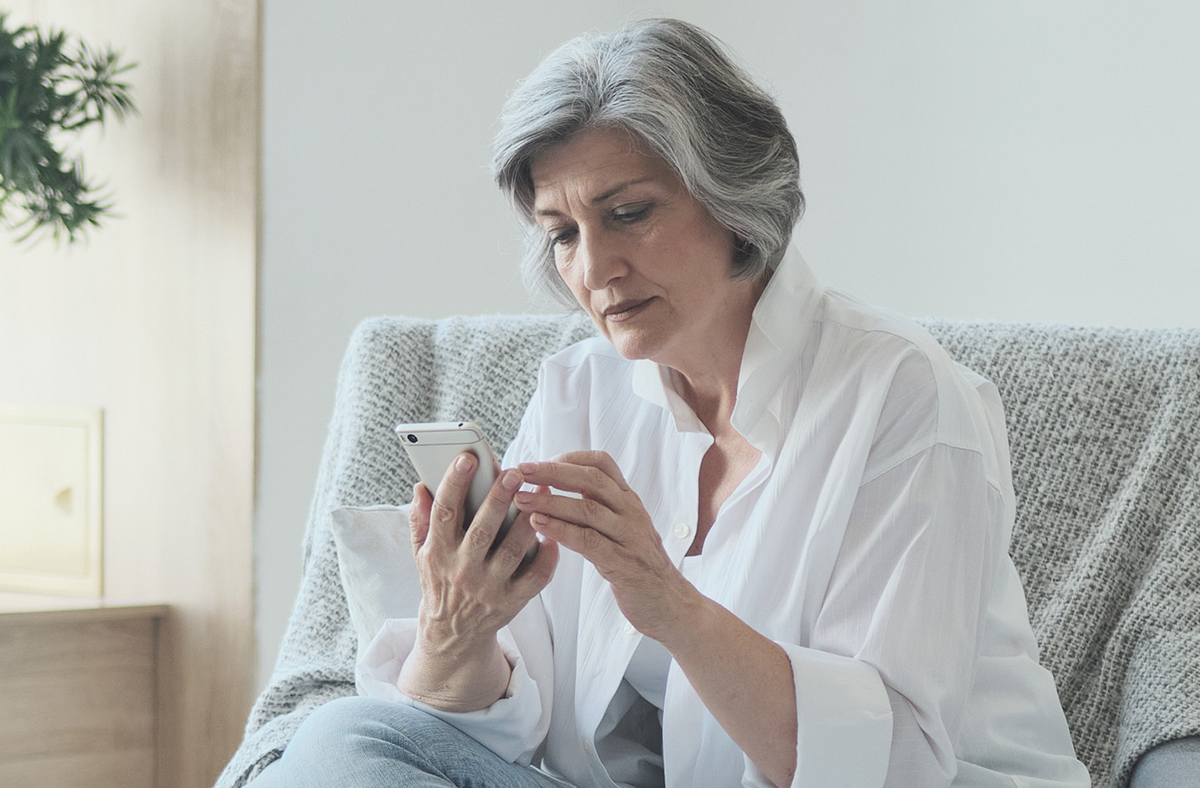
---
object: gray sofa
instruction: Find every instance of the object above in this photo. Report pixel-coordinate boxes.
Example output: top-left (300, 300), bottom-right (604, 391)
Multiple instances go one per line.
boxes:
top-left (218, 313), bottom-right (1200, 788)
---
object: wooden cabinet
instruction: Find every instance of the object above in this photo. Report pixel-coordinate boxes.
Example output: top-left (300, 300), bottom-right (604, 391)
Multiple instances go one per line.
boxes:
top-left (0, 599), bottom-right (167, 787)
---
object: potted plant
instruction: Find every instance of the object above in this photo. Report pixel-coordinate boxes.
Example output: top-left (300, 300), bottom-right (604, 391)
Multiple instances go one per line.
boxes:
top-left (0, 12), bottom-right (136, 245)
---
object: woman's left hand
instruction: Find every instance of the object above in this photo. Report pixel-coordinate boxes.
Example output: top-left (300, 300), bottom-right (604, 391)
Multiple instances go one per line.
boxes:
top-left (515, 451), bottom-right (695, 639)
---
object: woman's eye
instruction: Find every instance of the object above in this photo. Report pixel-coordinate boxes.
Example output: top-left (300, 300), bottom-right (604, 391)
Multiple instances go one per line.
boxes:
top-left (613, 204), bottom-right (649, 223)
top-left (548, 228), bottom-right (577, 246)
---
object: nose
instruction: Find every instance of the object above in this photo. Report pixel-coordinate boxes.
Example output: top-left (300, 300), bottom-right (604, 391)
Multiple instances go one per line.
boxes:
top-left (577, 227), bottom-right (627, 291)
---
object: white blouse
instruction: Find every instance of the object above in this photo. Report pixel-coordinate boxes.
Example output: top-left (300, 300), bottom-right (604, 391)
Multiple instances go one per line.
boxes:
top-left (359, 247), bottom-right (1091, 788)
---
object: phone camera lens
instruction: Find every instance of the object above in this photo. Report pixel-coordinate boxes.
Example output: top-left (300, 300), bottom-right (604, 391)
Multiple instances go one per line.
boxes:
top-left (407, 434), bottom-right (418, 443)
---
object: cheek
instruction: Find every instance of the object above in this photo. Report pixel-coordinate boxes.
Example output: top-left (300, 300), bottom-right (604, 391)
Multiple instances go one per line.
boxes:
top-left (553, 257), bottom-right (573, 290)
top-left (555, 260), bottom-right (590, 307)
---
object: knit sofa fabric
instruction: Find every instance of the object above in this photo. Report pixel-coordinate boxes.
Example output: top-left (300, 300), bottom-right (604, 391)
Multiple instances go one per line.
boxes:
top-left (216, 314), bottom-right (1200, 788)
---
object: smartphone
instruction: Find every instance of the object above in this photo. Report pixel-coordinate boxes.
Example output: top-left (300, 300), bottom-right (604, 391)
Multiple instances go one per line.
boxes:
top-left (395, 421), bottom-right (536, 562)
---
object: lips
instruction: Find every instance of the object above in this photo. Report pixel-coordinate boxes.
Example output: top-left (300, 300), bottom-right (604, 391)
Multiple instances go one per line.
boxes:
top-left (601, 298), bottom-right (653, 322)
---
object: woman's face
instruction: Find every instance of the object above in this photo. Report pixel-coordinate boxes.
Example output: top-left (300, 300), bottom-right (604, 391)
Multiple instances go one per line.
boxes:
top-left (531, 126), bottom-right (762, 371)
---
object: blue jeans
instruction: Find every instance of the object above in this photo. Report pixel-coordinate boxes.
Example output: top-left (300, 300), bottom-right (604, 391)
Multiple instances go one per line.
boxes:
top-left (248, 696), bottom-right (569, 788)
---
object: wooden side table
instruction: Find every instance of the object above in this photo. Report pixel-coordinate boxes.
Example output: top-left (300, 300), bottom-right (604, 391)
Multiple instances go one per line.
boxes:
top-left (0, 595), bottom-right (168, 787)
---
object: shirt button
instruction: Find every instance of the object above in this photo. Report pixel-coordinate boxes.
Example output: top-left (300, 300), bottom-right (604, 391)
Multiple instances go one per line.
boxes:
top-left (674, 522), bottom-right (691, 539)
top-left (623, 621), bottom-right (637, 636)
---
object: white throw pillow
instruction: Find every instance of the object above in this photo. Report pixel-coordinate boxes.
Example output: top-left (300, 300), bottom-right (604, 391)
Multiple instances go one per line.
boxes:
top-left (329, 504), bottom-right (422, 658)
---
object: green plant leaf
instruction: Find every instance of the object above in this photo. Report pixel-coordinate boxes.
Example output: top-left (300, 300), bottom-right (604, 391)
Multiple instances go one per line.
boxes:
top-left (0, 11), bottom-right (137, 246)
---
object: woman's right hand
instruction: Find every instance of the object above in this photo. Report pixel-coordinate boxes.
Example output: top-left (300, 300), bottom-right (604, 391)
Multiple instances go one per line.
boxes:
top-left (397, 452), bottom-right (559, 712)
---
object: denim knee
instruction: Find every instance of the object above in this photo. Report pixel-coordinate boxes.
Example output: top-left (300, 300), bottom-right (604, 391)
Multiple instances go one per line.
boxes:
top-left (291, 695), bottom-right (418, 757)
top-left (263, 695), bottom-right (563, 788)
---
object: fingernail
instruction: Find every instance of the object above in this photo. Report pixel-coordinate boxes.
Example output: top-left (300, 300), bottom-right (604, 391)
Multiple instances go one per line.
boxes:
top-left (518, 462), bottom-right (537, 472)
top-left (455, 454), bottom-right (475, 472)
top-left (515, 490), bottom-right (532, 504)
top-left (531, 513), bottom-right (548, 527)
top-left (501, 470), bottom-right (522, 491)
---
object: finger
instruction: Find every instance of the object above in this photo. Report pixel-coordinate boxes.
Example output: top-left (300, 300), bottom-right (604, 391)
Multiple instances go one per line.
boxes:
top-left (427, 451), bottom-right (477, 547)
top-left (513, 487), bottom-right (622, 540)
top-left (462, 468), bottom-right (524, 560)
top-left (554, 451), bottom-right (629, 484)
top-left (517, 458), bottom-right (627, 510)
top-left (528, 510), bottom-right (615, 565)
top-left (487, 510), bottom-right (540, 574)
top-left (409, 482), bottom-right (432, 555)
top-left (509, 536), bottom-right (559, 600)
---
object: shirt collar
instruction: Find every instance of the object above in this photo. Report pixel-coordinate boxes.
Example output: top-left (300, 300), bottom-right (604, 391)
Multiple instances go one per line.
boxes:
top-left (631, 245), bottom-right (825, 448)
top-left (631, 356), bottom-right (708, 434)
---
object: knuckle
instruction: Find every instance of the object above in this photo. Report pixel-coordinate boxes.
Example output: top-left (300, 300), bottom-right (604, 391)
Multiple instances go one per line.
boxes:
top-left (429, 499), bottom-right (458, 526)
top-left (519, 559), bottom-right (552, 589)
top-left (465, 525), bottom-right (494, 553)
top-left (581, 497), bottom-right (604, 522)
top-left (494, 539), bottom-right (525, 566)
top-left (581, 526), bottom-right (603, 552)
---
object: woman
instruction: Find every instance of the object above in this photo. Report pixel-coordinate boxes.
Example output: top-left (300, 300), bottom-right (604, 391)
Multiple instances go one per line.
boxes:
top-left (259, 18), bottom-right (1091, 788)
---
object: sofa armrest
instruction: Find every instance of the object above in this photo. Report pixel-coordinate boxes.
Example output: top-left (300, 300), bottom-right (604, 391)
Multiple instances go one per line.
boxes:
top-left (1129, 736), bottom-right (1200, 787)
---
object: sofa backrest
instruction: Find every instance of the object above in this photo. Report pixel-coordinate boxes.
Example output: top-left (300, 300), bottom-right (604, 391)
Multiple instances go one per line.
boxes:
top-left (924, 320), bottom-right (1200, 786)
top-left (225, 314), bottom-right (1199, 788)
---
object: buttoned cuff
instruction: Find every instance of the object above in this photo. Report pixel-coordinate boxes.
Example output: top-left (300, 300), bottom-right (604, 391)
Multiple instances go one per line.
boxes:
top-left (357, 618), bottom-right (545, 764)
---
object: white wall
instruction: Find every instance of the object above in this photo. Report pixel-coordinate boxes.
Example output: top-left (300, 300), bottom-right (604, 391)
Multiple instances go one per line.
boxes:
top-left (258, 0), bottom-right (1200, 687)
top-left (3, 2), bottom-right (258, 783)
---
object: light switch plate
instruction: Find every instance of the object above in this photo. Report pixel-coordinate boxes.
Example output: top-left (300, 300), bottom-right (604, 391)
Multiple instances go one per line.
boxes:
top-left (0, 403), bottom-right (103, 596)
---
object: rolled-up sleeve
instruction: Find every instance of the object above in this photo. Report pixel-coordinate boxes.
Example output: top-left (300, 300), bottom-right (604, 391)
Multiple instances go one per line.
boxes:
top-left (737, 644), bottom-right (894, 788)
top-left (357, 609), bottom-right (552, 765)
top-left (798, 443), bottom-right (1006, 787)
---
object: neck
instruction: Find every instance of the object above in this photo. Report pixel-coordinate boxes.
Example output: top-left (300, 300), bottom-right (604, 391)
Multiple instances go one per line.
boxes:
top-left (670, 365), bottom-right (740, 437)
top-left (666, 274), bottom-right (768, 436)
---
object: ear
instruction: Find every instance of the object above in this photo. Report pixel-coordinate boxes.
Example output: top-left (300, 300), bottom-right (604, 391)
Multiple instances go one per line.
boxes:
top-left (732, 234), bottom-right (754, 269)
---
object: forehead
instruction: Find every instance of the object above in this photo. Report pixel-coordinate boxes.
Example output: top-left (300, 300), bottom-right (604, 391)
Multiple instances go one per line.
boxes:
top-left (530, 127), bottom-right (675, 209)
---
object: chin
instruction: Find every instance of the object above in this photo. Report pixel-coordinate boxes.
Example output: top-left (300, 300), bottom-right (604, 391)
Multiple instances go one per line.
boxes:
top-left (606, 329), bottom-right (665, 362)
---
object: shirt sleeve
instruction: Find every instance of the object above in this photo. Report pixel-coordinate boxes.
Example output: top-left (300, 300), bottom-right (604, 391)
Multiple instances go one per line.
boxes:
top-left (784, 442), bottom-right (1008, 788)
top-left (357, 600), bottom-right (554, 765)
top-left (739, 643), bottom-right (895, 788)
top-left (355, 382), bottom-right (556, 765)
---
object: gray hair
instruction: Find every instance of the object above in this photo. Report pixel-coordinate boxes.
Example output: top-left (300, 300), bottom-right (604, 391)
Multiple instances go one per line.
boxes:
top-left (493, 18), bottom-right (804, 308)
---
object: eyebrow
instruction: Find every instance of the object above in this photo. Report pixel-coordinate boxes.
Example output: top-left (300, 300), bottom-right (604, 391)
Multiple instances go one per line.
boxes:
top-left (534, 177), bottom-right (655, 218)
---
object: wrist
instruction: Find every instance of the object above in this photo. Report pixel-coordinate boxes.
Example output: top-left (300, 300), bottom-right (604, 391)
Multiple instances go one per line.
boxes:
top-left (640, 572), bottom-right (711, 649)
top-left (398, 629), bottom-right (511, 712)
top-left (414, 617), bottom-right (499, 663)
